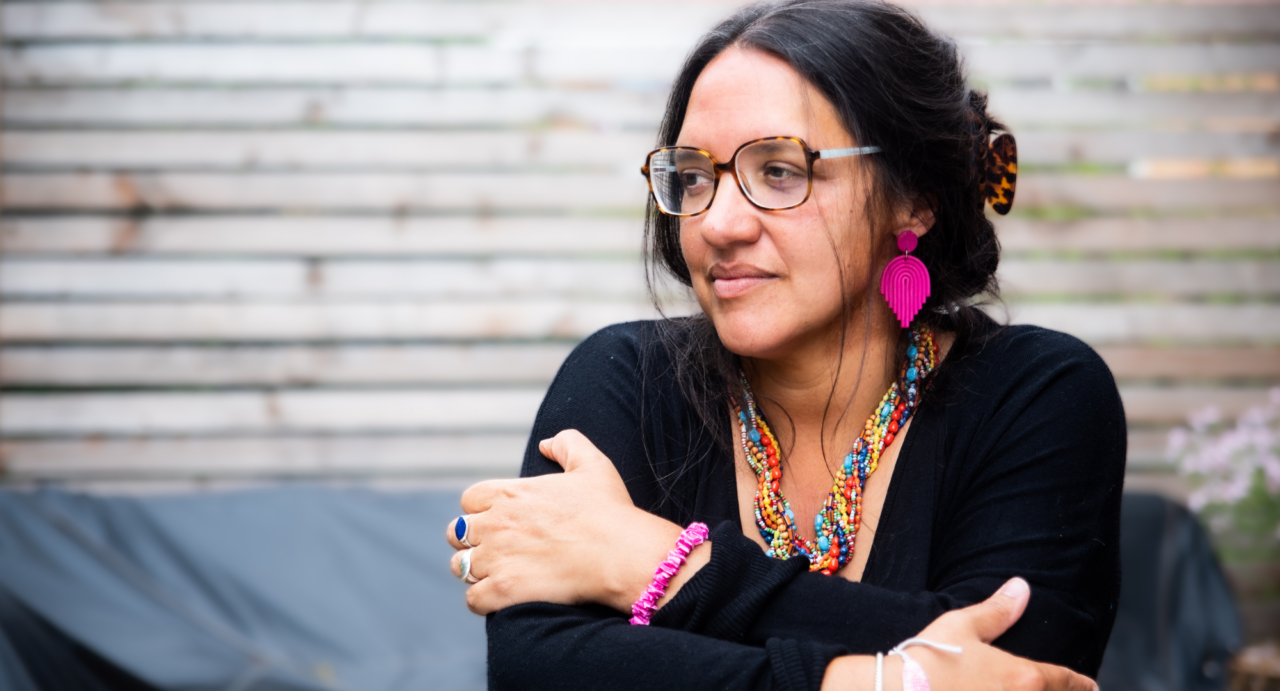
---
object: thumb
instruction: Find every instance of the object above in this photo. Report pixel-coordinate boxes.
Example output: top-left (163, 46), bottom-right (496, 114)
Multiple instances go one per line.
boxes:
top-left (538, 429), bottom-right (609, 473)
top-left (960, 577), bottom-right (1031, 643)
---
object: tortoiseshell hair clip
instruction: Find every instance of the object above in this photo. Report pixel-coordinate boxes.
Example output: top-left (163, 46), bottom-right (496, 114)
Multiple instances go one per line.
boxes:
top-left (982, 133), bottom-right (1017, 215)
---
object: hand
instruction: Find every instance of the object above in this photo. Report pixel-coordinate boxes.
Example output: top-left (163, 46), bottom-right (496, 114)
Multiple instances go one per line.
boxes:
top-left (445, 429), bottom-right (686, 615)
top-left (822, 578), bottom-right (1098, 691)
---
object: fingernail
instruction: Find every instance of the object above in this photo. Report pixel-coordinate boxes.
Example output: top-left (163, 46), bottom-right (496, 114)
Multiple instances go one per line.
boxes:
top-left (999, 577), bottom-right (1029, 598)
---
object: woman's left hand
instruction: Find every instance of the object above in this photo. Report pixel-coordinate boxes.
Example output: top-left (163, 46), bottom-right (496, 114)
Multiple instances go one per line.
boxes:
top-left (446, 429), bottom-right (686, 615)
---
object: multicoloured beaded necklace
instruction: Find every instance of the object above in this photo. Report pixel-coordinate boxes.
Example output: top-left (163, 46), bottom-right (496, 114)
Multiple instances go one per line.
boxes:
top-left (732, 325), bottom-right (939, 575)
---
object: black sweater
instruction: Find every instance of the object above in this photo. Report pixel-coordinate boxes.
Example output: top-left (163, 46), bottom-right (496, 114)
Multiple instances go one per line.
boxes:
top-left (487, 318), bottom-right (1126, 691)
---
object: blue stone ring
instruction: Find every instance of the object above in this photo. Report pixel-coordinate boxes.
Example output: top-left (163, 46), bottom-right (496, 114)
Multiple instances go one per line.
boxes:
top-left (454, 515), bottom-right (475, 548)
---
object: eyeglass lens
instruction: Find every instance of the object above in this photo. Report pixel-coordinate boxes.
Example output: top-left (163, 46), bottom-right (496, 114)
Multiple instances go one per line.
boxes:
top-left (647, 139), bottom-right (810, 216)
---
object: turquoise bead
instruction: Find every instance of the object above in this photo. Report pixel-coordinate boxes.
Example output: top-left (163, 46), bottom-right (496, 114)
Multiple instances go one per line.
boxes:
top-left (749, 429), bottom-right (761, 443)
top-left (784, 508), bottom-right (794, 520)
top-left (906, 367), bottom-right (918, 382)
top-left (818, 536), bottom-right (830, 552)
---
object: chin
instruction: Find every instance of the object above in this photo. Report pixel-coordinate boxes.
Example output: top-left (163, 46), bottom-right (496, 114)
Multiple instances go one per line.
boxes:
top-left (707, 309), bottom-right (793, 360)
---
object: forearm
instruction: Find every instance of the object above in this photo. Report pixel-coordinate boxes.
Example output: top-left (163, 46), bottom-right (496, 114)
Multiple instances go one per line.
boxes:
top-left (487, 601), bottom-right (841, 691)
top-left (600, 508), bottom-right (712, 614)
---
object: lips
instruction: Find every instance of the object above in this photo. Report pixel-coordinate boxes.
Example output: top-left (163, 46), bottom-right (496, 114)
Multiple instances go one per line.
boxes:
top-left (709, 264), bottom-right (776, 299)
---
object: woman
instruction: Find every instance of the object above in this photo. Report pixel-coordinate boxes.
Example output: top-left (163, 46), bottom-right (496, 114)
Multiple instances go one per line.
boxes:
top-left (446, 1), bottom-right (1125, 689)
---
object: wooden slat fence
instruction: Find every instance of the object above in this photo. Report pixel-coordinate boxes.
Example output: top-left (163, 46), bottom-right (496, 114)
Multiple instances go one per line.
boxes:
top-left (1, 0), bottom-right (1278, 488)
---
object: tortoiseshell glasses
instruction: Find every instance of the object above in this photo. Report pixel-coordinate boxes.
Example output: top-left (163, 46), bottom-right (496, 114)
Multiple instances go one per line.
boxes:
top-left (640, 136), bottom-right (881, 217)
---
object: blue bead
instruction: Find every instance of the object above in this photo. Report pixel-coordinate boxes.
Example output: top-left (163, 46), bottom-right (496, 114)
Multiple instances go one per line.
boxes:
top-left (818, 536), bottom-right (830, 552)
top-left (454, 516), bottom-right (468, 542)
top-left (749, 429), bottom-right (761, 443)
top-left (814, 515), bottom-right (823, 529)
top-left (784, 508), bottom-right (794, 520)
top-left (908, 345), bottom-right (918, 359)
top-left (908, 384), bottom-right (917, 396)
top-left (739, 411), bottom-right (747, 421)
top-left (906, 367), bottom-right (918, 382)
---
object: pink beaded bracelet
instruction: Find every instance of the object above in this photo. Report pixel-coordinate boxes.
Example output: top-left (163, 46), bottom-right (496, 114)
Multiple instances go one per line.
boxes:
top-left (629, 522), bottom-right (710, 626)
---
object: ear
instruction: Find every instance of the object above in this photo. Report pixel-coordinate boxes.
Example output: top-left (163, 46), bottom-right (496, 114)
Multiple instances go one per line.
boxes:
top-left (896, 195), bottom-right (936, 239)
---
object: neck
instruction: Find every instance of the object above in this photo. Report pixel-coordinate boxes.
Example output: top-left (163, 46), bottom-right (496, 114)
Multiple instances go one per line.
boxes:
top-left (744, 310), bottom-right (902, 463)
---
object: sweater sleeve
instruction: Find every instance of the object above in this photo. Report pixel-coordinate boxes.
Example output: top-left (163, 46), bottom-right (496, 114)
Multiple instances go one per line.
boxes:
top-left (487, 603), bottom-right (841, 691)
top-left (650, 326), bottom-right (1126, 675)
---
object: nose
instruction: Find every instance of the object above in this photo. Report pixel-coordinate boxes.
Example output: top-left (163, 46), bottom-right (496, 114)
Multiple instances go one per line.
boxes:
top-left (694, 169), bottom-right (764, 249)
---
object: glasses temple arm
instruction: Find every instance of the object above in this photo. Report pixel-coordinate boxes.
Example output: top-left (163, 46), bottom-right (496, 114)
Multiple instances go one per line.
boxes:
top-left (814, 145), bottom-right (881, 160)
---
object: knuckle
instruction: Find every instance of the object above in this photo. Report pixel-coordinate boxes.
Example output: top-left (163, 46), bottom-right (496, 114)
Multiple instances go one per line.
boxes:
top-left (1011, 665), bottom-right (1047, 691)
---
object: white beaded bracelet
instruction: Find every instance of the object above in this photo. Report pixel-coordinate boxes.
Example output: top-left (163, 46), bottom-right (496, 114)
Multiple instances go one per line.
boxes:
top-left (874, 637), bottom-right (962, 691)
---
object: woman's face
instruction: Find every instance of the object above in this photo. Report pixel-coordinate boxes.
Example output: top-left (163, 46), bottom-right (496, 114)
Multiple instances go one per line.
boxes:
top-left (677, 47), bottom-right (886, 363)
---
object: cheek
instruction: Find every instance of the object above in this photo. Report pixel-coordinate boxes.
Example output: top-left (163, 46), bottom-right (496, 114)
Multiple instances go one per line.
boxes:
top-left (678, 222), bottom-right (709, 285)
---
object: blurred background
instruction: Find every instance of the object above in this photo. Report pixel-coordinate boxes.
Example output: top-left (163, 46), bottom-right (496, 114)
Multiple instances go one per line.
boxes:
top-left (0, 0), bottom-right (1277, 685)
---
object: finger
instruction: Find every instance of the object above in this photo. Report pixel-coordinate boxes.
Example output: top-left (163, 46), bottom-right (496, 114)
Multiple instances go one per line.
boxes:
top-left (1034, 662), bottom-right (1099, 691)
top-left (460, 478), bottom-right (521, 514)
top-left (539, 429), bottom-right (610, 473)
top-left (445, 513), bottom-right (482, 550)
top-left (960, 577), bottom-right (1032, 643)
top-left (450, 547), bottom-right (486, 582)
top-left (463, 575), bottom-right (510, 616)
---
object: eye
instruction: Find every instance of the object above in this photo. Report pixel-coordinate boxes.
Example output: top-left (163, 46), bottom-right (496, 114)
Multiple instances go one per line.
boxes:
top-left (679, 168), bottom-right (715, 195)
top-left (759, 162), bottom-right (806, 189)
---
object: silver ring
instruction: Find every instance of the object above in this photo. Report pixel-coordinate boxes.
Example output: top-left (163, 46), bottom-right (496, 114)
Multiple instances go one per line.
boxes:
top-left (458, 547), bottom-right (479, 584)
top-left (454, 514), bottom-right (474, 548)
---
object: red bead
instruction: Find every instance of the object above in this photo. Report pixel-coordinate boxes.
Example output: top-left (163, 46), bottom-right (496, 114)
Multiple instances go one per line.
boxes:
top-left (884, 432), bottom-right (895, 446)
top-left (889, 420), bottom-right (899, 433)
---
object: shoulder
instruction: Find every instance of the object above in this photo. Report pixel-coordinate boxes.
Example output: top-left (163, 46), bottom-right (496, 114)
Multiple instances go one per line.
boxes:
top-left (946, 323), bottom-right (1114, 389)
top-left (932, 323), bottom-right (1123, 432)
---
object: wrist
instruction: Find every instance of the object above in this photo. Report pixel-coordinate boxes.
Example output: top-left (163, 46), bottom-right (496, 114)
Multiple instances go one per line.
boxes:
top-left (602, 509), bottom-right (685, 613)
top-left (821, 655), bottom-right (903, 691)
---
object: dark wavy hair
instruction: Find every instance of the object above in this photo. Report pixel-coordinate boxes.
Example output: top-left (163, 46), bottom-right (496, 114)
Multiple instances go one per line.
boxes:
top-left (643, 0), bottom-right (1007, 475)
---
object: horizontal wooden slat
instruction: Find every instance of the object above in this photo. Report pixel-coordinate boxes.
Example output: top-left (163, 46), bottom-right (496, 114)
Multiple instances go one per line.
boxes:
top-left (0, 300), bottom-right (694, 341)
top-left (6, 3), bottom-right (1277, 42)
top-left (0, 216), bottom-right (645, 257)
top-left (1126, 427), bottom-right (1173, 469)
top-left (0, 434), bottom-right (528, 480)
top-left (0, 171), bottom-right (648, 212)
top-left (5, 345), bottom-right (1274, 388)
top-left (996, 217), bottom-right (1280, 253)
top-left (4, 172), bottom-right (1275, 213)
top-left (0, 344), bottom-right (577, 386)
top-left (1002, 303), bottom-right (1280, 345)
top-left (1119, 384), bottom-right (1277, 425)
top-left (0, 130), bottom-right (657, 171)
top-left (1097, 346), bottom-right (1280, 380)
top-left (0, 88), bottom-right (669, 129)
top-left (0, 384), bottom-right (1261, 434)
top-left (6, 130), bottom-right (1276, 171)
top-left (0, 389), bottom-right (546, 434)
top-left (998, 260), bottom-right (1280, 298)
top-left (0, 44), bottom-right (686, 86)
top-left (0, 3), bottom-right (722, 45)
top-left (4, 216), bottom-right (1275, 256)
top-left (0, 301), bottom-right (1272, 344)
top-left (6, 88), bottom-right (1275, 130)
top-left (0, 258), bottom-right (655, 299)
top-left (5, 43), bottom-right (1276, 86)
top-left (2, 258), bottom-right (1271, 299)
top-left (1014, 131), bottom-right (1280, 165)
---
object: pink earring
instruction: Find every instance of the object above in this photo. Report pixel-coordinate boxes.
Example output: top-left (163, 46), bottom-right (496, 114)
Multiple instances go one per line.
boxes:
top-left (880, 230), bottom-right (931, 329)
